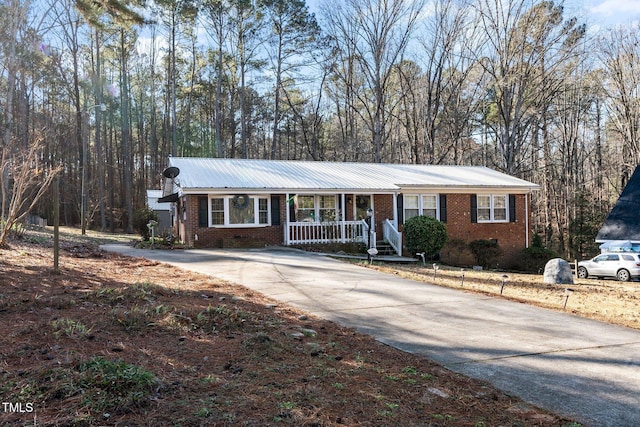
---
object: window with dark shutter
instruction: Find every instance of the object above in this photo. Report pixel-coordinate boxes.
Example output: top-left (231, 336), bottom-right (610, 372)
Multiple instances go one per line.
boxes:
top-left (397, 194), bottom-right (404, 224)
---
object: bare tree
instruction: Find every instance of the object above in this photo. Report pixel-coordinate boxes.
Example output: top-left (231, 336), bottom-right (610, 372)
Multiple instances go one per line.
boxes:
top-left (598, 25), bottom-right (640, 186)
top-left (474, 0), bottom-right (585, 176)
top-left (260, 0), bottom-right (320, 160)
top-left (0, 137), bottom-right (61, 246)
top-left (321, 0), bottom-right (425, 163)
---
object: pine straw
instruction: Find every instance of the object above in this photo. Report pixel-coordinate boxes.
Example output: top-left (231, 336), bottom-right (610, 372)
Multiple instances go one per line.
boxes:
top-left (0, 240), bottom-right (577, 426)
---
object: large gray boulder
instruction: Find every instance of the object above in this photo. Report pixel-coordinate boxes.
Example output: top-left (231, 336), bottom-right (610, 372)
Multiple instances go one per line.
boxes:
top-left (543, 258), bottom-right (574, 284)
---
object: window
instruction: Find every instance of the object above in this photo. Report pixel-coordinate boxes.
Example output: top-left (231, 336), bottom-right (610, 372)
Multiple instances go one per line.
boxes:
top-left (230, 196), bottom-right (255, 224)
top-left (404, 196), bottom-right (419, 220)
top-left (422, 195), bottom-right (437, 218)
top-left (209, 196), bottom-right (269, 227)
top-left (318, 195), bottom-right (337, 221)
top-left (296, 195), bottom-right (315, 221)
top-left (211, 198), bottom-right (224, 225)
top-left (294, 195), bottom-right (338, 222)
top-left (259, 198), bottom-right (269, 224)
top-left (476, 195), bottom-right (508, 223)
top-left (404, 194), bottom-right (439, 221)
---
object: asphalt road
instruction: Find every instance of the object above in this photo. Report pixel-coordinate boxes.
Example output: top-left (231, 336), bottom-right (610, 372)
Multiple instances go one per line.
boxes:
top-left (101, 244), bottom-right (640, 427)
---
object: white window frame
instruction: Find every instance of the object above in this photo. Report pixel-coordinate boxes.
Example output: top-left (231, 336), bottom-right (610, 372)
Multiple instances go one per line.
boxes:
top-left (208, 195), bottom-right (271, 228)
top-left (476, 194), bottom-right (509, 223)
top-left (403, 194), bottom-right (439, 222)
top-left (294, 194), bottom-right (338, 222)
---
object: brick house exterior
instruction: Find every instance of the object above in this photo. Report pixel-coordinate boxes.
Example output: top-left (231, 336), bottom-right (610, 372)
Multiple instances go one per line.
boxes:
top-left (160, 158), bottom-right (539, 267)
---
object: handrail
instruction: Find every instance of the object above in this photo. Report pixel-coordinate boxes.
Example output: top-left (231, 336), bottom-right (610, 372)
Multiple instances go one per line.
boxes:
top-left (382, 219), bottom-right (402, 256)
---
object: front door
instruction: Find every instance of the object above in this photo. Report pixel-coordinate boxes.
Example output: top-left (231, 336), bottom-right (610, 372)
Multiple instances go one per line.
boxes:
top-left (354, 195), bottom-right (372, 221)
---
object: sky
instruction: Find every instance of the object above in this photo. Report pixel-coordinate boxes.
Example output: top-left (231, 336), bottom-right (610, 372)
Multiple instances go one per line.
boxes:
top-left (571, 0), bottom-right (640, 28)
top-left (308, 0), bottom-right (640, 29)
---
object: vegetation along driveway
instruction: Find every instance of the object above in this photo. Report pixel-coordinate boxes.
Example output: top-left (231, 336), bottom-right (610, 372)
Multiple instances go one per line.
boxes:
top-left (103, 244), bottom-right (640, 427)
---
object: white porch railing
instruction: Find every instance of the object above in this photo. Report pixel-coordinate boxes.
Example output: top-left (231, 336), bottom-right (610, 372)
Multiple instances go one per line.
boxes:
top-left (288, 221), bottom-right (368, 245)
top-left (383, 219), bottom-right (402, 256)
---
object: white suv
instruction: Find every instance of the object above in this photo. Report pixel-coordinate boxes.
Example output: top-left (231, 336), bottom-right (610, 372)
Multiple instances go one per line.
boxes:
top-left (577, 253), bottom-right (640, 281)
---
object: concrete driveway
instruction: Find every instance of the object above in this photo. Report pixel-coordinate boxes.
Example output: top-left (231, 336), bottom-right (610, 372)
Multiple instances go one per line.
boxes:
top-left (101, 245), bottom-right (640, 427)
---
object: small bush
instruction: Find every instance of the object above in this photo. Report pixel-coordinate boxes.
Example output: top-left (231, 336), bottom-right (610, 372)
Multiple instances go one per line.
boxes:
top-left (469, 239), bottom-right (503, 268)
top-left (514, 234), bottom-right (559, 272)
top-left (404, 215), bottom-right (448, 259)
top-left (133, 207), bottom-right (158, 241)
top-left (440, 238), bottom-right (470, 266)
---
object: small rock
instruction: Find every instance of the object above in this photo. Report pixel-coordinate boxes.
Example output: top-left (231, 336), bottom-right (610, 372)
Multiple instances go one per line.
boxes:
top-left (301, 328), bottom-right (317, 337)
top-left (427, 387), bottom-right (449, 398)
top-left (265, 303), bottom-right (277, 309)
top-left (298, 314), bottom-right (309, 321)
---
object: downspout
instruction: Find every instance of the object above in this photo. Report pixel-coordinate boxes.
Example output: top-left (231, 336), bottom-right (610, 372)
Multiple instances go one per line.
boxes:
top-left (525, 190), bottom-right (530, 248)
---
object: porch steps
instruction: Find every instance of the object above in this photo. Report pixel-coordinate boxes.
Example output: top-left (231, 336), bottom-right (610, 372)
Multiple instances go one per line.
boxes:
top-left (375, 240), bottom-right (397, 256)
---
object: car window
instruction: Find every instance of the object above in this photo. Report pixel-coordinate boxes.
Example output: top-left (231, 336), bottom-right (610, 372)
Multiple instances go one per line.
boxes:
top-left (606, 254), bottom-right (620, 261)
top-left (622, 254), bottom-right (635, 261)
top-left (594, 255), bottom-right (609, 262)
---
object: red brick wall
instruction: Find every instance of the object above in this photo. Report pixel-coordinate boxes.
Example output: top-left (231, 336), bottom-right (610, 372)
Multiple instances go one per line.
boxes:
top-left (179, 192), bottom-right (532, 267)
top-left (439, 193), bottom-right (531, 267)
top-left (180, 194), bottom-right (285, 248)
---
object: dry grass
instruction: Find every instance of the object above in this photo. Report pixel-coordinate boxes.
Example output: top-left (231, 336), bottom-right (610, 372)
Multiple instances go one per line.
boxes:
top-left (369, 262), bottom-right (640, 330)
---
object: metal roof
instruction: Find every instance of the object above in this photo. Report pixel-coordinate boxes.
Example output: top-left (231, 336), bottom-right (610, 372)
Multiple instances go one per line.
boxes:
top-left (166, 158), bottom-right (540, 193)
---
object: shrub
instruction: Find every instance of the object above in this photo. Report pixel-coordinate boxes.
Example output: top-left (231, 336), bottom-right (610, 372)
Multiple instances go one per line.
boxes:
top-left (440, 238), bottom-right (471, 266)
top-left (404, 215), bottom-right (448, 259)
top-left (133, 207), bottom-right (158, 241)
top-left (514, 234), bottom-right (560, 272)
top-left (469, 239), bottom-right (503, 268)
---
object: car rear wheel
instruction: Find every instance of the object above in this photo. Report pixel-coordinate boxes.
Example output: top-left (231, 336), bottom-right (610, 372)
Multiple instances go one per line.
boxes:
top-left (577, 266), bottom-right (588, 279)
top-left (617, 269), bottom-right (631, 282)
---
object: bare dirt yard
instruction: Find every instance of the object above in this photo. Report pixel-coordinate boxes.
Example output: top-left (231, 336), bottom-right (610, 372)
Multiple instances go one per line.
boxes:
top-left (0, 228), bottom-right (607, 426)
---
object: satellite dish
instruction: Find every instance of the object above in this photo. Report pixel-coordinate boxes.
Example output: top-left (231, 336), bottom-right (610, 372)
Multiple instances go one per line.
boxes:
top-left (162, 166), bottom-right (180, 179)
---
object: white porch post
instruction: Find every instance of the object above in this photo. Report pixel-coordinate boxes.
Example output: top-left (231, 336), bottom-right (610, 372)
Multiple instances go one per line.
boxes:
top-left (392, 191), bottom-right (398, 229)
top-left (285, 193), bottom-right (290, 245)
top-left (340, 193), bottom-right (346, 243)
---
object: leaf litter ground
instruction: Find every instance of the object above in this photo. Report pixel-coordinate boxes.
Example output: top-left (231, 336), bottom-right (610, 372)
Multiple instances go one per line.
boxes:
top-left (0, 231), bottom-right (584, 426)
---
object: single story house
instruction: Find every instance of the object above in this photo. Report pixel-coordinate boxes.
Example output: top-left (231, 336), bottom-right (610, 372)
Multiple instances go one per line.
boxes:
top-left (160, 158), bottom-right (540, 265)
top-left (596, 165), bottom-right (640, 252)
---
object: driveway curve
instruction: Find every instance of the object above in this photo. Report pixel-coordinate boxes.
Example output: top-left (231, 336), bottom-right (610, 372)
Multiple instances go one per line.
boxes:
top-left (101, 244), bottom-right (640, 427)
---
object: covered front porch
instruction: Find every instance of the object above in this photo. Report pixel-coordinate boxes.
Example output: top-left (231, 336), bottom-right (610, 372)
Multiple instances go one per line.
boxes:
top-left (282, 192), bottom-right (403, 256)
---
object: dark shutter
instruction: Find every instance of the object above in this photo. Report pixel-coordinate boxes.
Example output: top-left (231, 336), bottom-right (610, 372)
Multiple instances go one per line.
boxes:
top-left (509, 194), bottom-right (516, 223)
top-left (289, 195), bottom-right (296, 221)
top-left (439, 194), bottom-right (447, 223)
top-left (271, 195), bottom-right (281, 226)
top-left (198, 196), bottom-right (208, 227)
top-left (471, 194), bottom-right (477, 223)
top-left (397, 194), bottom-right (404, 224)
